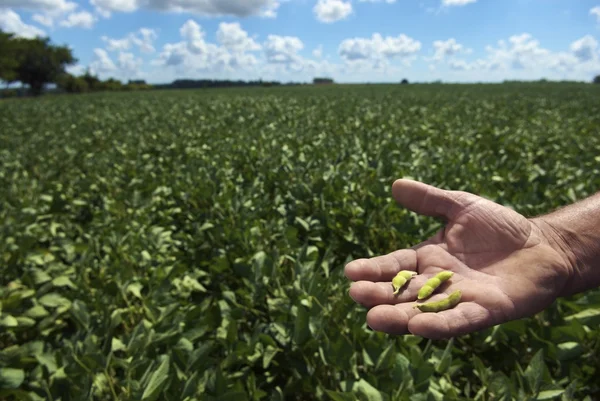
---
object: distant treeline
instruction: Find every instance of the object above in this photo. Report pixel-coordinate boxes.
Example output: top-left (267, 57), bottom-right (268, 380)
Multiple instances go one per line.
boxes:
top-left (152, 79), bottom-right (303, 90)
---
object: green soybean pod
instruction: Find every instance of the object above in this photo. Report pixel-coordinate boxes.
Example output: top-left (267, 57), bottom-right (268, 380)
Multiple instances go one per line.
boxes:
top-left (414, 290), bottom-right (462, 313)
top-left (392, 270), bottom-right (417, 295)
top-left (417, 271), bottom-right (454, 300)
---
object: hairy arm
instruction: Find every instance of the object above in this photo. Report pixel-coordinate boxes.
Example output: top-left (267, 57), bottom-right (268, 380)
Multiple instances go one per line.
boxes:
top-left (532, 191), bottom-right (600, 297)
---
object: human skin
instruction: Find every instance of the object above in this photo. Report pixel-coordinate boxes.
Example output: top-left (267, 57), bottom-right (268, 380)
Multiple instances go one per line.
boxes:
top-left (344, 179), bottom-right (600, 340)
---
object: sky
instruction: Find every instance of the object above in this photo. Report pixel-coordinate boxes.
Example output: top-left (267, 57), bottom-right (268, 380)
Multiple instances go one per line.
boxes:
top-left (1, 0), bottom-right (600, 84)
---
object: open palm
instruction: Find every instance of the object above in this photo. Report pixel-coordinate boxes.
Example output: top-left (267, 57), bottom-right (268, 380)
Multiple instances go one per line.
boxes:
top-left (345, 179), bottom-right (572, 339)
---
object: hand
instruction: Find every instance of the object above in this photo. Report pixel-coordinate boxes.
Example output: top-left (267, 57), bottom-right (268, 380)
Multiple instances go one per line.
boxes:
top-left (345, 179), bottom-right (574, 340)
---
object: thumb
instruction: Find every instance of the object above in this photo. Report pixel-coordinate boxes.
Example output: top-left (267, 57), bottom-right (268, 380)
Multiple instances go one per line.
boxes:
top-left (391, 179), bottom-right (470, 221)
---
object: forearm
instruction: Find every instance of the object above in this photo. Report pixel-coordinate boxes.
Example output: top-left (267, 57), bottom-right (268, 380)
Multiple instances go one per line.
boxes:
top-left (532, 191), bottom-right (600, 297)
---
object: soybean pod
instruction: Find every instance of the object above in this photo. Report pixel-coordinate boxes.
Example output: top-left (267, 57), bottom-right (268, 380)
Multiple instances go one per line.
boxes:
top-left (414, 290), bottom-right (462, 312)
top-left (417, 271), bottom-right (454, 300)
top-left (391, 270), bottom-right (417, 295)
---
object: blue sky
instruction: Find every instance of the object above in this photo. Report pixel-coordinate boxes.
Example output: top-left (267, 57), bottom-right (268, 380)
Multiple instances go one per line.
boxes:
top-left (1, 0), bottom-right (600, 83)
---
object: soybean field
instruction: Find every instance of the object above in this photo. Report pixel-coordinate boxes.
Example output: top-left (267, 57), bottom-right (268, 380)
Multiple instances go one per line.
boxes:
top-left (1, 83), bottom-right (600, 400)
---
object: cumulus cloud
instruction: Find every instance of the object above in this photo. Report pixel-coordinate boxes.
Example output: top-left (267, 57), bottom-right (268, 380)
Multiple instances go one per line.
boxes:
top-left (91, 0), bottom-right (281, 18)
top-left (59, 11), bottom-right (96, 29)
top-left (91, 0), bottom-right (139, 15)
top-left (154, 20), bottom-right (262, 74)
top-left (445, 33), bottom-right (600, 80)
top-left (314, 0), bottom-right (352, 23)
top-left (431, 38), bottom-right (470, 61)
top-left (32, 13), bottom-right (54, 27)
top-left (339, 33), bottom-right (421, 67)
top-left (358, 0), bottom-right (396, 3)
top-left (0, 9), bottom-right (46, 38)
top-left (264, 35), bottom-right (304, 66)
top-left (217, 22), bottom-right (261, 53)
top-left (590, 6), bottom-right (600, 23)
top-left (90, 48), bottom-right (117, 74)
top-left (570, 35), bottom-right (598, 62)
top-left (88, 48), bottom-right (146, 80)
top-left (2, 0), bottom-right (78, 27)
top-left (117, 52), bottom-right (143, 76)
top-left (0, 0), bottom-right (76, 13)
top-left (313, 45), bottom-right (323, 58)
top-left (102, 28), bottom-right (158, 53)
top-left (442, 0), bottom-right (477, 6)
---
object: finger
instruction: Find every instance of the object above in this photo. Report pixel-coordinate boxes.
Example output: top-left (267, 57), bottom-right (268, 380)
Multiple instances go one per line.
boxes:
top-left (391, 179), bottom-right (471, 221)
top-left (345, 249), bottom-right (417, 282)
top-left (365, 302), bottom-right (422, 335)
top-left (408, 301), bottom-right (495, 340)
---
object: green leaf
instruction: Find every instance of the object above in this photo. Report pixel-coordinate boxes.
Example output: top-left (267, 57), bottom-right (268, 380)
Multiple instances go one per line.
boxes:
top-left (0, 368), bottom-right (25, 389)
top-left (293, 304), bottom-right (310, 346)
top-left (524, 349), bottom-right (545, 395)
top-left (142, 355), bottom-right (170, 400)
top-left (199, 222), bottom-right (214, 231)
top-left (354, 379), bottom-right (383, 401)
top-left (38, 293), bottom-right (71, 308)
top-left (295, 217), bottom-right (310, 232)
top-left (15, 317), bottom-right (36, 327)
top-left (537, 390), bottom-right (564, 400)
top-left (0, 315), bottom-right (18, 327)
top-left (435, 338), bottom-right (454, 374)
top-left (325, 390), bottom-right (356, 401)
top-left (52, 276), bottom-right (76, 289)
top-left (111, 338), bottom-right (127, 352)
top-left (262, 345), bottom-right (278, 369)
top-left (564, 308), bottom-right (600, 325)
top-left (24, 305), bottom-right (49, 319)
top-left (557, 342), bottom-right (583, 361)
top-left (31, 268), bottom-right (52, 284)
top-left (35, 353), bottom-right (58, 374)
top-left (127, 282), bottom-right (144, 299)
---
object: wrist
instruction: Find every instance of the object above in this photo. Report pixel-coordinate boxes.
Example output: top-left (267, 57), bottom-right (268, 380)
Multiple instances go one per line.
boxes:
top-left (531, 213), bottom-right (600, 297)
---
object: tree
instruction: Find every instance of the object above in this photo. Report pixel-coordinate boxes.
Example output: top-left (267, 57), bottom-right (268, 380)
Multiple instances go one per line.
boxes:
top-left (57, 73), bottom-right (89, 93)
top-left (313, 77), bottom-right (334, 85)
top-left (594, 75), bottom-right (600, 84)
top-left (14, 36), bottom-right (77, 96)
top-left (0, 30), bottom-right (19, 88)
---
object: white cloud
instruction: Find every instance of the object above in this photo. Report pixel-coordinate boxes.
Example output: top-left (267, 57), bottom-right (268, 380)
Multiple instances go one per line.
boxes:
top-left (339, 33), bottom-right (421, 66)
top-left (358, 0), bottom-right (396, 3)
top-left (0, 9), bottom-right (46, 38)
top-left (117, 52), bottom-right (143, 76)
top-left (132, 28), bottom-right (158, 53)
top-left (448, 59), bottom-right (471, 70)
top-left (102, 28), bottom-right (158, 53)
top-left (90, 48), bottom-right (117, 74)
top-left (87, 48), bottom-right (146, 80)
top-left (91, 0), bottom-right (137, 16)
top-left (32, 13), bottom-right (53, 27)
top-left (431, 38), bottom-right (470, 61)
top-left (313, 45), bottom-right (323, 58)
top-left (314, 0), bottom-right (352, 23)
top-left (217, 22), bottom-right (261, 53)
top-left (102, 36), bottom-right (131, 51)
top-left (443, 33), bottom-right (600, 82)
top-left (66, 64), bottom-right (86, 76)
top-left (590, 6), bottom-right (600, 23)
top-left (570, 35), bottom-right (598, 62)
top-left (154, 19), bottom-right (261, 74)
top-left (0, 0), bottom-right (76, 13)
top-left (442, 0), bottom-right (477, 6)
top-left (59, 11), bottom-right (96, 29)
top-left (91, 0), bottom-right (281, 18)
top-left (264, 35), bottom-right (304, 67)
